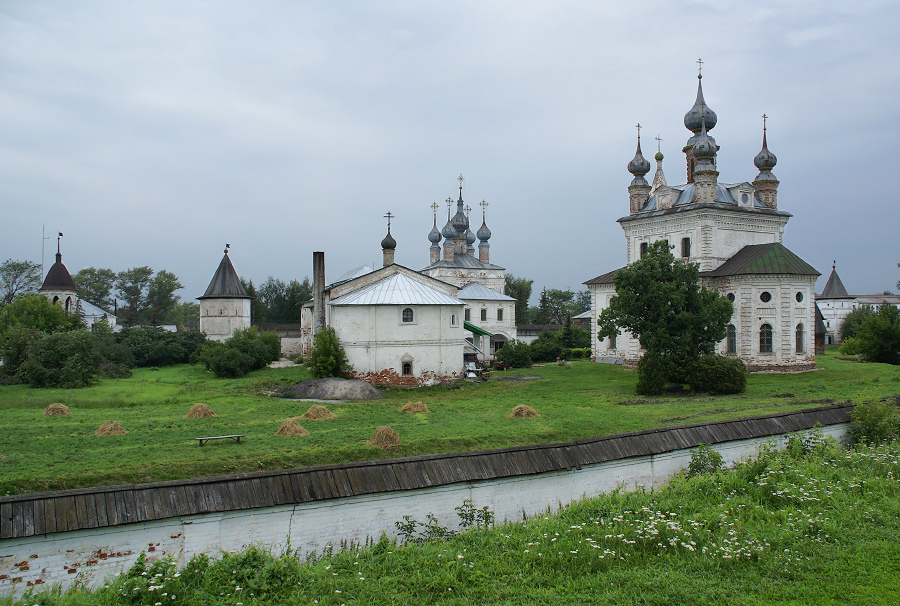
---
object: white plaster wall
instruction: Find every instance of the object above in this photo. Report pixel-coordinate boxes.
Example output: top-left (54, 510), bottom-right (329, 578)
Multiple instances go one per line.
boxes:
top-left (199, 299), bottom-right (251, 341)
top-left (0, 423), bottom-right (847, 598)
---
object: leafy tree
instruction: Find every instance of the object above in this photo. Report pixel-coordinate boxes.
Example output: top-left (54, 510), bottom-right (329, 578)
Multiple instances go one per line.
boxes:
top-left (258, 276), bottom-right (312, 322)
top-left (307, 326), bottom-right (349, 378)
top-left (116, 266), bottom-right (154, 326)
top-left (494, 339), bottom-right (532, 368)
top-left (842, 304), bottom-right (900, 365)
top-left (0, 294), bottom-right (81, 334)
top-left (172, 302), bottom-right (200, 331)
top-left (240, 278), bottom-right (266, 324)
top-left (144, 270), bottom-right (183, 326)
top-left (0, 259), bottom-right (42, 305)
top-left (530, 329), bottom-right (565, 362)
top-left (598, 240), bottom-right (733, 394)
top-left (840, 306), bottom-right (875, 343)
top-left (193, 327), bottom-right (280, 378)
top-left (22, 330), bottom-right (99, 388)
top-left (504, 274), bottom-right (533, 324)
top-left (73, 267), bottom-right (117, 310)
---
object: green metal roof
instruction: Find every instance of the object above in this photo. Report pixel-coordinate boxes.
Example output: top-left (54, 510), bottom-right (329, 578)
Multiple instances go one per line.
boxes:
top-left (702, 243), bottom-right (819, 278)
top-left (464, 321), bottom-right (493, 336)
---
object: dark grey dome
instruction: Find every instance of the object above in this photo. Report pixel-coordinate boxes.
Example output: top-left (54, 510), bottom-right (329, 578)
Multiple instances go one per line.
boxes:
top-left (684, 76), bottom-right (717, 133)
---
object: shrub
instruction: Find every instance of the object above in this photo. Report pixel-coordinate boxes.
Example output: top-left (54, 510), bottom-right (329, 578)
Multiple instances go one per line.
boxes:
top-left (635, 351), bottom-right (666, 395)
top-left (850, 396), bottom-right (900, 445)
top-left (495, 339), bottom-right (532, 368)
top-left (690, 354), bottom-right (747, 395)
top-left (116, 326), bottom-right (207, 367)
top-left (530, 330), bottom-right (564, 363)
top-left (840, 305), bottom-right (875, 342)
top-left (22, 329), bottom-right (99, 388)
top-left (306, 326), bottom-right (349, 379)
top-left (0, 325), bottom-right (40, 383)
top-left (0, 294), bottom-right (81, 334)
top-left (849, 304), bottom-right (900, 365)
top-left (686, 444), bottom-right (723, 478)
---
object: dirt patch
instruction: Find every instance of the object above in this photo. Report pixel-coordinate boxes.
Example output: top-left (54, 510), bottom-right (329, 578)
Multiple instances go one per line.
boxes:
top-left (275, 420), bottom-right (310, 437)
top-left (94, 421), bottom-right (127, 436)
top-left (185, 403), bottom-right (217, 418)
top-left (507, 405), bottom-right (539, 419)
top-left (43, 403), bottom-right (72, 417)
top-left (298, 404), bottom-right (336, 420)
top-left (367, 425), bottom-right (400, 448)
top-left (276, 377), bottom-right (384, 400)
top-left (398, 402), bottom-right (430, 413)
top-left (494, 376), bottom-right (541, 382)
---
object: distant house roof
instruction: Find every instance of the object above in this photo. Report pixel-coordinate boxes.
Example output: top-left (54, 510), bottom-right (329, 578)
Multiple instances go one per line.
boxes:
top-left (198, 252), bottom-right (249, 299)
top-left (572, 310), bottom-right (593, 320)
top-left (336, 265), bottom-right (374, 282)
top-left (40, 253), bottom-right (76, 291)
top-left (457, 282), bottom-right (516, 301)
top-left (77, 299), bottom-right (114, 318)
top-left (329, 272), bottom-right (463, 306)
top-left (584, 268), bottom-right (623, 286)
top-left (421, 253), bottom-right (504, 272)
top-left (818, 267), bottom-right (852, 298)
top-left (701, 243), bottom-right (819, 278)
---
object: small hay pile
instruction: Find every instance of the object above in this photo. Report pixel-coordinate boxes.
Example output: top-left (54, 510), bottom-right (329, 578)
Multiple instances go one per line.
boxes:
top-left (506, 405), bottom-right (539, 419)
top-left (275, 420), bottom-right (310, 437)
top-left (185, 403), bottom-right (217, 418)
top-left (94, 421), bottom-right (127, 436)
top-left (398, 401), bottom-right (430, 414)
top-left (367, 426), bottom-right (400, 448)
top-left (43, 403), bottom-right (72, 417)
top-left (299, 405), bottom-right (336, 420)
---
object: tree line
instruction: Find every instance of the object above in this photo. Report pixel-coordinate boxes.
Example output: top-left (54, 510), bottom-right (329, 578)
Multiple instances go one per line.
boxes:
top-left (503, 274), bottom-right (590, 325)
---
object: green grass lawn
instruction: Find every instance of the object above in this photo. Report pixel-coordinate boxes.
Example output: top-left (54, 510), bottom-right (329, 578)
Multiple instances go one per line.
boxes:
top-left (0, 348), bottom-right (897, 495)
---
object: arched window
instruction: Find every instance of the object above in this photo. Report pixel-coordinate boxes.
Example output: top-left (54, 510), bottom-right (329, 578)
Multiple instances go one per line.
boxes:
top-left (402, 308), bottom-right (414, 322)
top-left (52, 295), bottom-right (59, 304)
top-left (760, 323), bottom-right (773, 353)
top-left (795, 323), bottom-right (805, 353)
top-left (65, 297), bottom-right (72, 314)
top-left (402, 362), bottom-right (412, 376)
top-left (726, 324), bottom-right (736, 354)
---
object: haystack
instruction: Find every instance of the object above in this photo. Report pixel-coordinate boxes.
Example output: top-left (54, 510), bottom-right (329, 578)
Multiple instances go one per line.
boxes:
top-left (94, 421), bottom-right (127, 436)
top-left (43, 403), bottom-right (72, 417)
top-left (367, 425), bottom-right (400, 448)
top-left (398, 401), bottom-right (430, 414)
top-left (299, 404), bottom-right (336, 420)
top-left (506, 405), bottom-right (539, 419)
top-left (185, 403), bottom-right (217, 418)
top-left (275, 420), bottom-right (310, 437)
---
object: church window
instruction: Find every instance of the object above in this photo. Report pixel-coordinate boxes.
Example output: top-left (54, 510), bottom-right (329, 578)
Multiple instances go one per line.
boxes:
top-left (760, 291), bottom-right (772, 303)
top-left (760, 323), bottom-right (773, 353)
top-left (402, 362), bottom-right (412, 376)
top-left (465, 308), bottom-right (470, 322)
top-left (727, 293), bottom-right (735, 302)
top-left (608, 333), bottom-right (617, 350)
top-left (796, 323), bottom-right (805, 353)
top-left (681, 238), bottom-right (691, 258)
top-left (480, 309), bottom-right (487, 321)
top-left (451, 314), bottom-right (457, 326)
top-left (726, 324), bottom-right (736, 354)
top-left (795, 292), bottom-right (804, 302)
top-left (402, 308), bottom-right (414, 322)
top-left (65, 297), bottom-right (71, 314)
top-left (52, 296), bottom-right (59, 304)
top-left (497, 308), bottom-right (503, 321)
top-left (640, 242), bottom-right (648, 258)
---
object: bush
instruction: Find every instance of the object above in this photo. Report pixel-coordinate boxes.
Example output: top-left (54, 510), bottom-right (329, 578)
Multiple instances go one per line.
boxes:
top-left (635, 351), bottom-right (666, 395)
top-left (193, 327), bottom-right (280, 378)
top-left (690, 354), bottom-right (747, 395)
top-left (0, 325), bottom-right (40, 383)
top-left (22, 329), bottom-right (99, 388)
top-left (850, 396), bottom-right (900, 445)
top-left (307, 326), bottom-right (349, 379)
top-left (848, 304), bottom-right (900, 365)
top-left (530, 330), bottom-right (564, 363)
top-left (494, 339), bottom-right (532, 368)
top-left (840, 306), bottom-right (875, 343)
top-left (116, 326), bottom-right (206, 367)
top-left (686, 444), bottom-right (723, 478)
top-left (0, 294), bottom-right (81, 334)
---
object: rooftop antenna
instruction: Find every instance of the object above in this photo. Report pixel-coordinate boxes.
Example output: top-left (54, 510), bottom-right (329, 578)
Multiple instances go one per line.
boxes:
top-left (41, 225), bottom-right (51, 277)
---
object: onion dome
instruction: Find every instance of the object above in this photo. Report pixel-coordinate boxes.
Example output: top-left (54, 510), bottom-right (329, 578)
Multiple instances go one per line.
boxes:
top-left (477, 220), bottom-right (491, 242)
top-left (691, 115), bottom-right (717, 161)
top-left (466, 225), bottom-right (476, 247)
top-left (381, 229), bottom-right (396, 250)
top-left (754, 128), bottom-right (777, 171)
top-left (684, 75), bottom-right (717, 134)
top-left (627, 134), bottom-right (651, 186)
top-left (428, 217), bottom-right (442, 244)
top-left (451, 197), bottom-right (469, 236)
top-left (654, 150), bottom-right (664, 162)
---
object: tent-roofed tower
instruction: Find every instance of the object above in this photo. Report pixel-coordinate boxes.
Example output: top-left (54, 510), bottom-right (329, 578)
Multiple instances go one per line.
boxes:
top-left (40, 234), bottom-right (77, 315)
top-left (198, 245), bottom-right (251, 341)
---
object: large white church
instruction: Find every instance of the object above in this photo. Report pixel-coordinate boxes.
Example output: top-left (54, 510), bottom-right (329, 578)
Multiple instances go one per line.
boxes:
top-left (586, 72), bottom-right (820, 371)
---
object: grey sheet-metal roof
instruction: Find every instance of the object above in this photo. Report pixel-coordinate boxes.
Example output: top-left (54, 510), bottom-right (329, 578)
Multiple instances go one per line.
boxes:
top-left (818, 267), bottom-right (851, 298)
top-left (584, 267), bottom-right (623, 285)
top-left (198, 253), bottom-right (249, 299)
top-left (336, 265), bottom-right (374, 282)
top-left (457, 282), bottom-right (516, 301)
top-left (701, 243), bottom-right (819, 278)
top-left (77, 299), bottom-right (114, 318)
top-left (421, 253), bottom-right (504, 271)
top-left (329, 272), bottom-right (463, 306)
top-left (572, 310), bottom-right (593, 319)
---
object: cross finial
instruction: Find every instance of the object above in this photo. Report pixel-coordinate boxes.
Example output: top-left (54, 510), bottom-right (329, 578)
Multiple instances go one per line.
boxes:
top-left (457, 174), bottom-right (464, 191)
top-left (697, 57), bottom-right (703, 78)
top-left (480, 199), bottom-right (489, 221)
top-left (446, 197), bottom-right (453, 218)
top-left (431, 201), bottom-right (439, 218)
top-left (762, 113), bottom-right (768, 132)
top-left (654, 134), bottom-right (662, 153)
top-left (384, 211), bottom-right (394, 231)
top-left (636, 123), bottom-right (642, 140)
top-left (225, 243), bottom-right (230, 254)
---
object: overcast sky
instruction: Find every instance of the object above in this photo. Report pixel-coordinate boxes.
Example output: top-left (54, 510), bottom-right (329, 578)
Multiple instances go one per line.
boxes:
top-left (2, 1), bottom-right (898, 306)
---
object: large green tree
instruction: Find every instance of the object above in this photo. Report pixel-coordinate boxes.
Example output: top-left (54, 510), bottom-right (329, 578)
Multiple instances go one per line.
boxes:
top-left (73, 267), bottom-right (117, 310)
top-left (258, 276), bottom-right (312, 323)
top-left (504, 274), bottom-right (533, 324)
top-left (144, 270), bottom-right (184, 326)
top-left (598, 240), bottom-right (733, 392)
top-left (0, 259), bottom-right (42, 305)
top-left (842, 304), bottom-right (900, 365)
top-left (115, 266), bottom-right (154, 326)
top-left (0, 294), bottom-right (81, 334)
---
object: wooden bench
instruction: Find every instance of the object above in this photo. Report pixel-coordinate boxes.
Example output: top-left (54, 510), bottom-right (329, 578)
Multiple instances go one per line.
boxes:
top-left (196, 434), bottom-right (245, 446)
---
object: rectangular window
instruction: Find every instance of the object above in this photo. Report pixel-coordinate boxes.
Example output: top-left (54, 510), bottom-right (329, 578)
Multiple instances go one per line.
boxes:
top-left (640, 242), bottom-right (648, 258)
top-left (497, 308), bottom-right (503, 321)
top-left (451, 314), bottom-right (457, 326)
top-left (681, 237), bottom-right (691, 258)
top-left (480, 309), bottom-right (487, 321)
top-left (464, 308), bottom-right (470, 322)
top-left (608, 333), bottom-right (617, 350)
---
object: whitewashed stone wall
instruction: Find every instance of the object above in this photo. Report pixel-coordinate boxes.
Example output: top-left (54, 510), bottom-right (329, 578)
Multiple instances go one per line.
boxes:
top-left (0, 423), bottom-right (848, 598)
top-left (199, 299), bottom-right (251, 341)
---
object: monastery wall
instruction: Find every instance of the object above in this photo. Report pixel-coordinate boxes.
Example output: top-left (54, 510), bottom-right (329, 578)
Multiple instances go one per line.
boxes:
top-left (199, 299), bottom-right (251, 342)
